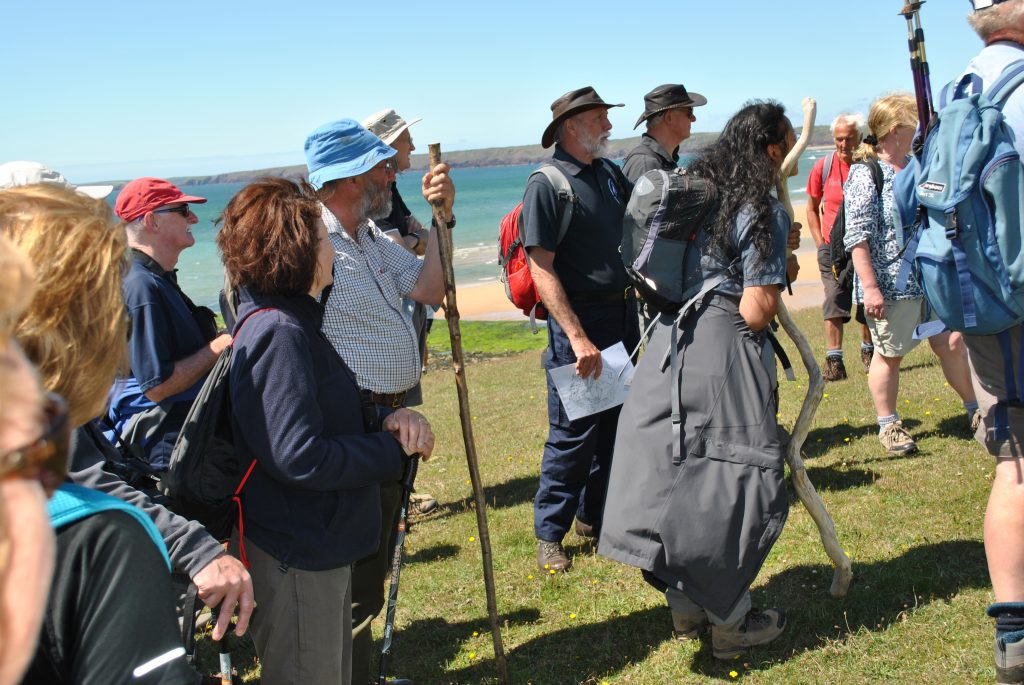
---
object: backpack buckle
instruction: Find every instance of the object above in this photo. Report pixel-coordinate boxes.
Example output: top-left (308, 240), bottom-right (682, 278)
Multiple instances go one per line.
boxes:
top-left (944, 209), bottom-right (960, 240)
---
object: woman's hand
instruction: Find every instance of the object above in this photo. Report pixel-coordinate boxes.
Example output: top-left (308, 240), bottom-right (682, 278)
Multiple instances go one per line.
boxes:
top-left (863, 285), bottom-right (886, 321)
top-left (382, 408), bottom-right (435, 460)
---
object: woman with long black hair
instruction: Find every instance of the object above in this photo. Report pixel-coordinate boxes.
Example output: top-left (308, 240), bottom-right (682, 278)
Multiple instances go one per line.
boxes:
top-left (600, 100), bottom-right (792, 660)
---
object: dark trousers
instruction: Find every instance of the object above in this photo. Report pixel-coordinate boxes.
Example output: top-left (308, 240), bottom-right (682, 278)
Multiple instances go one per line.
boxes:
top-left (534, 299), bottom-right (639, 542)
top-left (350, 471), bottom-right (403, 684)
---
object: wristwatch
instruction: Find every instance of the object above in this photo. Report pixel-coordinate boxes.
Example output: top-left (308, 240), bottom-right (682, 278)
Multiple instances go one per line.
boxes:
top-left (432, 214), bottom-right (456, 229)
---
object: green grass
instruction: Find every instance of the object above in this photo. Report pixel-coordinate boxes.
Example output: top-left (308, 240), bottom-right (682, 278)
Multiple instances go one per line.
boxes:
top-left (200, 308), bottom-right (996, 684)
top-left (427, 320), bottom-right (550, 357)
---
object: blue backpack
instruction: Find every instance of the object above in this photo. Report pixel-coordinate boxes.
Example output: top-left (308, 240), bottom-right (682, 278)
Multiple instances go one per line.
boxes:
top-left (895, 60), bottom-right (1024, 335)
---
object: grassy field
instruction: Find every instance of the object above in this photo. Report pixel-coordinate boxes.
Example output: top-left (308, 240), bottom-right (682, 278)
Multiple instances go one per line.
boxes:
top-left (202, 308), bottom-right (996, 684)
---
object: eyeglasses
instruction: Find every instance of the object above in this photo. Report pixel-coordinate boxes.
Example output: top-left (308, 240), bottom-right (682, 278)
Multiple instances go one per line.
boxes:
top-left (153, 205), bottom-right (192, 218)
top-left (374, 160), bottom-right (396, 174)
top-left (0, 392), bottom-right (71, 498)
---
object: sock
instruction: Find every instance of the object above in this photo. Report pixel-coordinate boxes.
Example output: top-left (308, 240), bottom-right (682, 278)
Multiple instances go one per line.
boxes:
top-left (988, 603), bottom-right (1024, 642)
top-left (861, 342), bottom-right (874, 351)
top-left (878, 413), bottom-right (899, 432)
top-left (826, 349), bottom-right (843, 359)
top-left (964, 400), bottom-right (979, 417)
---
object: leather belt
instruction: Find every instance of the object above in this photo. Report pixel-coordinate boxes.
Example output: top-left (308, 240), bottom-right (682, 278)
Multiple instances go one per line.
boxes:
top-left (370, 391), bottom-right (408, 408)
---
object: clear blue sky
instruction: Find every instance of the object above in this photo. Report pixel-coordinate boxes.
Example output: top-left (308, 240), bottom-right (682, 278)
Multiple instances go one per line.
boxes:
top-left (1, 1), bottom-right (982, 182)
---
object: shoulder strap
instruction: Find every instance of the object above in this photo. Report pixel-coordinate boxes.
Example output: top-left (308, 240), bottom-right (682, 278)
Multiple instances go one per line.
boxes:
top-left (821, 153), bottom-right (834, 195)
top-left (867, 159), bottom-right (885, 197)
top-left (988, 60), bottom-right (1024, 107)
top-left (532, 164), bottom-right (575, 246)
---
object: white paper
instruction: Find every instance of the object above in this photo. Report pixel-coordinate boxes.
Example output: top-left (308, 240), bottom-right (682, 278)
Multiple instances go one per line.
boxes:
top-left (548, 342), bottom-right (635, 421)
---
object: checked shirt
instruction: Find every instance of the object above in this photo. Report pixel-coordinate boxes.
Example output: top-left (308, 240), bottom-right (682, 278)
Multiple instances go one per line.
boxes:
top-left (320, 204), bottom-right (423, 393)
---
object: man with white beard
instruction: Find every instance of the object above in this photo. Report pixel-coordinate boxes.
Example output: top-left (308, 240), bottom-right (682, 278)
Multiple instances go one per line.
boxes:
top-left (521, 87), bottom-right (639, 573)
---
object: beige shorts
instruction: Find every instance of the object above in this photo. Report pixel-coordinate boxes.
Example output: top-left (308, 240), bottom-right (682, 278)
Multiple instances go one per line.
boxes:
top-left (964, 326), bottom-right (1024, 458)
top-left (866, 298), bottom-right (932, 358)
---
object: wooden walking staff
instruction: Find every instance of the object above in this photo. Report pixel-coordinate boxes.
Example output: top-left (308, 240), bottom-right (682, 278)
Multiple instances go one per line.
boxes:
top-left (427, 143), bottom-right (510, 684)
top-left (775, 98), bottom-right (853, 597)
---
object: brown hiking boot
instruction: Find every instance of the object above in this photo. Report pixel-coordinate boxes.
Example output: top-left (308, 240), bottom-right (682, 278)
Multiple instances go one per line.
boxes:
top-left (823, 356), bottom-right (848, 382)
top-left (671, 608), bottom-right (710, 640)
top-left (861, 345), bottom-right (874, 372)
top-left (537, 539), bottom-right (571, 573)
top-left (971, 409), bottom-right (983, 434)
top-left (574, 519), bottom-right (597, 539)
top-left (711, 608), bottom-right (786, 659)
top-left (408, 492), bottom-right (438, 518)
top-left (880, 420), bottom-right (917, 455)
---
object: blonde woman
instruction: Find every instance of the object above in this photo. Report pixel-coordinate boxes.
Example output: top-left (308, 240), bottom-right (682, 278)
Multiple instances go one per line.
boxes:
top-left (843, 93), bottom-right (978, 455)
top-left (1, 185), bottom-right (199, 683)
top-left (0, 235), bottom-right (55, 685)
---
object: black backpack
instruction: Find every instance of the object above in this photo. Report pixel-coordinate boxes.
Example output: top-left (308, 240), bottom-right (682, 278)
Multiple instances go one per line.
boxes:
top-left (160, 308), bottom-right (272, 540)
top-left (828, 159), bottom-right (884, 290)
top-left (621, 167), bottom-right (718, 315)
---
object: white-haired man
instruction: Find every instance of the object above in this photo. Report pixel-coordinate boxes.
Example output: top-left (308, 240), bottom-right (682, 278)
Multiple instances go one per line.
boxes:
top-left (806, 113), bottom-right (875, 380)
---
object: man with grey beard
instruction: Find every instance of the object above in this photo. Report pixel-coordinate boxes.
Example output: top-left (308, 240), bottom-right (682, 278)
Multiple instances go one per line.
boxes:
top-left (521, 87), bottom-right (639, 573)
top-left (304, 118), bottom-right (455, 685)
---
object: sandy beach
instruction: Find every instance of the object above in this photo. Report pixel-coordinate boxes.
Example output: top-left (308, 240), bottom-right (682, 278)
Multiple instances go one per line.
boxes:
top-left (446, 204), bottom-right (827, 320)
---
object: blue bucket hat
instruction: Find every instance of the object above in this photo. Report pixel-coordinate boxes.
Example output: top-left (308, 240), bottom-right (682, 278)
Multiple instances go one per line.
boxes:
top-left (304, 118), bottom-right (397, 189)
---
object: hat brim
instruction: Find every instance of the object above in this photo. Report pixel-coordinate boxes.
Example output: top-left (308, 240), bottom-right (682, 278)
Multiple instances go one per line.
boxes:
top-left (308, 146), bottom-right (398, 189)
top-left (176, 193), bottom-right (207, 204)
top-left (541, 102), bottom-right (624, 149)
top-left (380, 117), bottom-right (422, 145)
top-left (74, 185), bottom-right (114, 200)
top-left (632, 92), bottom-right (708, 129)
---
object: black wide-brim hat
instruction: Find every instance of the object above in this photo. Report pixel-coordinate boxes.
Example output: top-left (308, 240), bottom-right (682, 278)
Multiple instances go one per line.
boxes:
top-left (633, 83), bottom-right (708, 129)
top-left (541, 86), bottom-right (624, 149)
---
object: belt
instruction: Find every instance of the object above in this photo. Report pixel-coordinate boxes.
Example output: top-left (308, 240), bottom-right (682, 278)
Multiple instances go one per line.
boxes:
top-left (567, 288), bottom-right (633, 303)
top-left (370, 391), bottom-right (408, 408)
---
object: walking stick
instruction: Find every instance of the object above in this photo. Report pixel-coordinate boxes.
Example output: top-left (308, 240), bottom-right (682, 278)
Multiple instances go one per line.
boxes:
top-left (775, 97), bottom-right (853, 597)
top-left (427, 143), bottom-right (510, 685)
top-left (898, 0), bottom-right (936, 158)
top-left (378, 456), bottom-right (419, 685)
top-left (217, 634), bottom-right (233, 685)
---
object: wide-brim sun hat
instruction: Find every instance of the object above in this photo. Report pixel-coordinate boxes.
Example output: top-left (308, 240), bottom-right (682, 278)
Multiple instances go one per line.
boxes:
top-left (0, 161), bottom-right (114, 199)
top-left (114, 177), bottom-right (207, 222)
top-left (541, 87), bottom-right (624, 149)
top-left (633, 84), bottom-right (708, 129)
top-left (362, 109), bottom-right (422, 146)
top-left (305, 118), bottom-right (398, 190)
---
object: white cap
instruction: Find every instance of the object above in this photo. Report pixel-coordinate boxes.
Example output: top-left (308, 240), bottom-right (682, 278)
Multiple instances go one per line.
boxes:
top-left (0, 161), bottom-right (114, 199)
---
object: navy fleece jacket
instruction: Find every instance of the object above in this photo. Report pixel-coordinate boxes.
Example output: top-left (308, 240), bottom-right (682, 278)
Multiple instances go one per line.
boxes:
top-left (230, 288), bottom-right (405, 570)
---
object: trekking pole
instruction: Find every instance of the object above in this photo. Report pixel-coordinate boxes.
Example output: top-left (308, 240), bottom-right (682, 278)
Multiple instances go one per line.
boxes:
top-left (898, 0), bottom-right (936, 156)
top-left (426, 143), bottom-right (510, 685)
top-left (775, 97), bottom-right (853, 598)
top-left (217, 634), bottom-right (233, 685)
top-left (378, 455), bottom-right (419, 685)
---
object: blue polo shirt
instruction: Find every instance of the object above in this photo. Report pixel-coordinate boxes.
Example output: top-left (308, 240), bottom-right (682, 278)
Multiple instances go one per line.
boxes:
top-left (107, 250), bottom-right (212, 470)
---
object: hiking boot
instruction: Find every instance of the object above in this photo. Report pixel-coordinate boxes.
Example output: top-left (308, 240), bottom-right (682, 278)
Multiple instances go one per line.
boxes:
top-left (574, 519), bottom-right (597, 539)
top-left (996, 635), bottom-right (1024, 685)
top-left (408, 492), bottom-right (438, 518)
top-left (712, 610), bottom-right (782, 655)
top-left (823, 356), bottom-right (847, 382)
top-left (880, 420), bottom-right (918, 455)
top-left (711, 608), bottom-right (786, 660)
top-left (537, 539), bottom-right (571, 573)
top-left (671, 608), bottom-right (710, 640)
top-left (861, 345), bottom-right (874, 372)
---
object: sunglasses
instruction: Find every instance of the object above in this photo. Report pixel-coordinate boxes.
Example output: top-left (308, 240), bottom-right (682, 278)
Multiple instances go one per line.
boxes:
top-left (153, 204), bottom-right (193, 218)
top-left (374, 160), bottom-right (396, 174)
top-left (0, 392), bottom-right (71, 498)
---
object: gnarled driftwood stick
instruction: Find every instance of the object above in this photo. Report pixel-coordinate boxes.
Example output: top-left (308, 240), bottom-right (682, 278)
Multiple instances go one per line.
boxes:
top-left (776, 97), bottom-right (853, 597)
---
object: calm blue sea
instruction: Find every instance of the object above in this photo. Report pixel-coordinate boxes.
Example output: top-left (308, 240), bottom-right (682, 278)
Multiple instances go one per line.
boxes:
top-left (137, 150), bottom-right (823, 308)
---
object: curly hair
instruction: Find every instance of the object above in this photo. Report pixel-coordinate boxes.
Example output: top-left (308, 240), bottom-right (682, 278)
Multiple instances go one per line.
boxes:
top-left (0, 184), bottom-right (128, 428)
top-left (688, 99), bottom-right (791, 264)
top-left (217, 178), bottom-right (323, 297)
top-left (0, 235), bottom-right (34, 340)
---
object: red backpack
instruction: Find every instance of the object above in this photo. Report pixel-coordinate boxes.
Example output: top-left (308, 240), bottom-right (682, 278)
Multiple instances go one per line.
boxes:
top-left (498, 164), bottom-right (575, 327)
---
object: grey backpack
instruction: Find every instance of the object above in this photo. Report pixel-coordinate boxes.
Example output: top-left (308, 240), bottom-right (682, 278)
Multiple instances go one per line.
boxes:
top-left (621, 167), bottom-right (718, 314)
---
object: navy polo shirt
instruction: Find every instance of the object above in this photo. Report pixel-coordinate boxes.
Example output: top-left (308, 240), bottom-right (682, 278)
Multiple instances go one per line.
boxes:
top-left (107, 250), bottom-right (211, 469)
top-left (521, 146), bottom-right (633, 295)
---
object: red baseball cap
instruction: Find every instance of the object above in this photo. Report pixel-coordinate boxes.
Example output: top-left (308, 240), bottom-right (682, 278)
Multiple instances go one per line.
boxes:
top-left (114, 177), bottom-right (207, 222)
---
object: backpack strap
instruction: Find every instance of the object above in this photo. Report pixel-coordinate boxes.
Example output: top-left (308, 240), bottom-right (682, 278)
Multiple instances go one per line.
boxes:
top-left (820, 153), bottom-right (835, 196)
top-left (988, 60), bottom-right (1024, 107)
top-left (993, 329), bottom-right (1024, 441)
top-left (532, 164), bottom-right (576, 246)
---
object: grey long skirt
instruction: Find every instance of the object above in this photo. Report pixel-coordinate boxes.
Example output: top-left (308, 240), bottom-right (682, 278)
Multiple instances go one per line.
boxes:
top-left (598, 294), bottom-right (788, 618)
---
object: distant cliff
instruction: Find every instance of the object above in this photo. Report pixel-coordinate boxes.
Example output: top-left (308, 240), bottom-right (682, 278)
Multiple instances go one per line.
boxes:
top-left (155, 125), bottom-right (834, 188)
